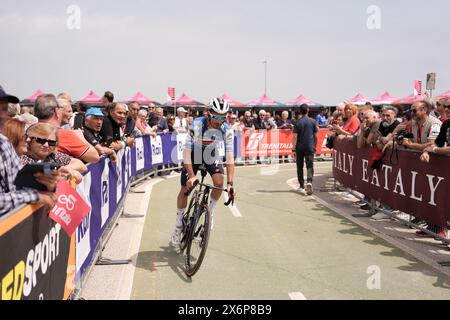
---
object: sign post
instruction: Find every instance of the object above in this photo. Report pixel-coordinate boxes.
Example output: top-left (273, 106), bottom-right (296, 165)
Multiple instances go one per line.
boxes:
top-left (426, 73), bottom-right (436, 98)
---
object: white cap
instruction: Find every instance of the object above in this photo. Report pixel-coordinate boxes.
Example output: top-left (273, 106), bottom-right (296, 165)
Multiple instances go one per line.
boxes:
top-left (177, 107), bottom-right (188, 113)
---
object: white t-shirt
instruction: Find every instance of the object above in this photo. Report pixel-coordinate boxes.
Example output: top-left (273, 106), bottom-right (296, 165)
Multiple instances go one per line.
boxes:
top-left (174, 117), bottom-right (188, 132)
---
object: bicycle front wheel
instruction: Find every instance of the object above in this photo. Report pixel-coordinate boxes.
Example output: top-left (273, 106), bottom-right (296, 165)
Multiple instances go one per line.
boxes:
top-left (185, 204), bottom-right (211, 277)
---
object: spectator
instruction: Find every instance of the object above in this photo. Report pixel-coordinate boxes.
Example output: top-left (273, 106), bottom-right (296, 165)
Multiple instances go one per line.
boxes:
top-left (100, 102), bottom-right (134, 151)
top-left (167, 114), bottom-right (176, 132)
top-left (254, 110), bottom-right (267, 129)
top-left (243, 111), bottom-right (255, 129)
top-left (375, 106), bottom-right (400, 150)
top-left (264, 111), bottom-right (277, 129)
top-left (147, 103), bottom-right (158, 127)
top-left (14, 113), bottom-right (38, 129)
top-left (228, 113), bottom-right (242, 131)
top-left (20, 123), bottom-right (86, 184)
top-left (421, 99), bottom-right (450, 160)
top-left (433, 99), bottom-right (448, 122)
top-left (401, 101), bottom-right (441, 152)
top-left (0, 132), bottom-right (59, 216)
top-left (128, 102), bottom-right (140, 122)
top-left (276, 110), bottom-right (293, 129)
top-left (83, 108), bottom-right (117, 162)
top-left (394, 101), bottom-right (441, 236)
top-left (135, 109), bottom-right (156, 137)
top-left (335, 103), bottom-right (345, 117)
top-left (57, 92), bottom-right (72, 104)
top-left (154, 107), bottom-right (169, 134)
top-left (0, 86), bottom-right (59, 215)
top-left (58, 98), bottom-right (73, 129)
top-left (333, 103), bottom-right (360, 138)
top-left (102, 91), bottom-right (114, 107)
top-left (34, 94), bottom-right (100, 163)
top-left (174, 107), bottom-right (189, 133)
top-left (292, 104), bottom-right (318, 195)
top-left (21, 106), bottom-right (32, 115)
top-left (7, 103), bottom-right (20, 118)
top-left (357, 110), bottom-right (380, 149)
top-left (3, 118), bottom-right (28, 157)
top-left (71, 101), bottom-right (89, 130)
top-left (315, 108), bottom-right (327, 126)
top-left (124, 104), bottom-right (136, 138)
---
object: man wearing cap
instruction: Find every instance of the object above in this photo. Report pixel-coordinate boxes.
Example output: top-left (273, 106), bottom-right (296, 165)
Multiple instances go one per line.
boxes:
top-left (174, 106), bottom-right (188, 133)
top-left (83, 108), bottom-right (117, 162)
top-left (0, 86), bottom-right (60, 215)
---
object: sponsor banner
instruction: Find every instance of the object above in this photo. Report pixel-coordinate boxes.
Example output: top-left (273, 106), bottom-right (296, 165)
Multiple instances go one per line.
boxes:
top-left (150, 135), bottom-right (163, 165)
top-left (0, 206), bottom-right (75, 300)
top-left (333, 139), bottom-right (449, 228)
top-left (241, 129), bottom-right (331, 157)
top-left (176, 133), bottom-right (188, 161)
top-left (242, 129), bottom-right (292, 157)
top-left (135, 137), bottom-right (145, 172)
top-left (316, 129), bottom-right (333, 155)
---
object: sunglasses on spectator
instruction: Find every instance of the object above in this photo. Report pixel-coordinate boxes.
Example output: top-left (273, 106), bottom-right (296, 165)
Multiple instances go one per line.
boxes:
top-left (28, 136), bottom-right (57, 147)
top-left (211, 114), bottom-right (227, 121)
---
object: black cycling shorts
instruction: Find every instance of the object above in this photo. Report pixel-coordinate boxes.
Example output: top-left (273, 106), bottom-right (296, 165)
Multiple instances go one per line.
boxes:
top-left (180, 162), bottom-right (224, 187)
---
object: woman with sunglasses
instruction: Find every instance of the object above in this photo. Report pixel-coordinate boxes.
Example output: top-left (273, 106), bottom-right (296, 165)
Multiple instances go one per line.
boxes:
top-left (170, 97), bottom-right (236, 245)
top-left (20, 123), bottom-right (87, 184)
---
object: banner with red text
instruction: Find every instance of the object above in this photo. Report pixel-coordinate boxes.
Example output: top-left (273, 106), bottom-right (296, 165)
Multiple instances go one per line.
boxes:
top-left (241, 129), bottom-right (331, 157)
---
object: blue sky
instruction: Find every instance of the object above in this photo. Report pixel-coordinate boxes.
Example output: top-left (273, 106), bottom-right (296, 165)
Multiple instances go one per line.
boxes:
top-left (0, 0), bottom-right (449, 105)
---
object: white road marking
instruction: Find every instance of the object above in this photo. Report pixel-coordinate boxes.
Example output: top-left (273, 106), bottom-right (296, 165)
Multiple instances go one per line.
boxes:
top-left (223, 193), bottom-right (242, 217)
top-left (289, 292), bottom-right (307, 300)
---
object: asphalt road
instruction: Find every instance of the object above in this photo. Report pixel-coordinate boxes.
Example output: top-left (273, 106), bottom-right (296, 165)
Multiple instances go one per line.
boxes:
top-left (131, 162), bottom-right (450, 300)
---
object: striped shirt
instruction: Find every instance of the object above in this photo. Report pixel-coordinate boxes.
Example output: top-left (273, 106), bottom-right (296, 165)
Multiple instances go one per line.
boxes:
top-left (0, 134), bottom-right (39, 216)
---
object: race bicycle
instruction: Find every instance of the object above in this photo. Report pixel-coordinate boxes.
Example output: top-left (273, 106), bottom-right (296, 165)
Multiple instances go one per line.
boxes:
top-left (179, 165), bottom-right (235, 277)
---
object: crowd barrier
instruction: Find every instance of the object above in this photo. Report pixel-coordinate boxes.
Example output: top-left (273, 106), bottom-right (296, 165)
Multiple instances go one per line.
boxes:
top-left (332, 139), bottom-right (450, 229)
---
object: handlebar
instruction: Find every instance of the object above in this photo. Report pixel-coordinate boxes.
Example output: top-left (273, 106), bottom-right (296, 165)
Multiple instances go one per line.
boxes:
top-left (184, 180), bottom-right (235, 206)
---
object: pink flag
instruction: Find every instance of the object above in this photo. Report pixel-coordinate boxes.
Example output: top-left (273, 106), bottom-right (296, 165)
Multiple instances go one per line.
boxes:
top-left (49, 180), bottom-right (91, 236)
top-left (414, 80), bottom-right (422, 97)
top-left (167, 87), bottom-right (175, 102)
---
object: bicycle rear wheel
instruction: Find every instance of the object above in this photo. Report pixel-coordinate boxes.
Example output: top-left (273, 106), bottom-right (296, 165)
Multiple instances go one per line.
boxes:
top-left (185, 204), bottom-right (211, 277)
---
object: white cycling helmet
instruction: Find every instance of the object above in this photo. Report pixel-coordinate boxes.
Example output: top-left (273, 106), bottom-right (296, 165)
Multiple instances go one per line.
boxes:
top-left (208, 97), bottom-right (229, 115)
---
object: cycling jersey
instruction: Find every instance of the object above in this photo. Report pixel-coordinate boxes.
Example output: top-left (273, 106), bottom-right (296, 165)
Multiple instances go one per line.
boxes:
top-left (184, 116), bottom-right (234, 154)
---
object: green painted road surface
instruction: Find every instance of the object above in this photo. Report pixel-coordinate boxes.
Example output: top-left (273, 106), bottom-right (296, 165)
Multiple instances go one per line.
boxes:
top-left (132, 163), bottom-right (450, 300)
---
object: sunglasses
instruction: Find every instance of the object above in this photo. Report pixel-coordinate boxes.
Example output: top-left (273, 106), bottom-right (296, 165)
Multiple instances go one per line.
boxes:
top-left (29, 136), bottom-right (57, 147)
top-left (211, 115), bottom-right (227, 121)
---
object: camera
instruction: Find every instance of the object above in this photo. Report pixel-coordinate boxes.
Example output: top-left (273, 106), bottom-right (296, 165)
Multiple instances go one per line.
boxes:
top-left (395, 130), bottom-right (414, 145)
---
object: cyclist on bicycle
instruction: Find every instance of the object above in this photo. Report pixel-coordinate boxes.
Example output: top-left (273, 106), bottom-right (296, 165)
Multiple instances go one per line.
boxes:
top-left (171, 97), bottom-right (235, 245)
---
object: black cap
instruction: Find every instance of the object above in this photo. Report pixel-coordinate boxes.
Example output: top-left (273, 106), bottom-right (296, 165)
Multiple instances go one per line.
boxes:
top-left (0, 86), bottom-right (19, 103)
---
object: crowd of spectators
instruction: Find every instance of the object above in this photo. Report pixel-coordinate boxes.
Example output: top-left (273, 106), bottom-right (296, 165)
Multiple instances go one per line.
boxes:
top-left (326, 99), bottom-right (450, 241)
